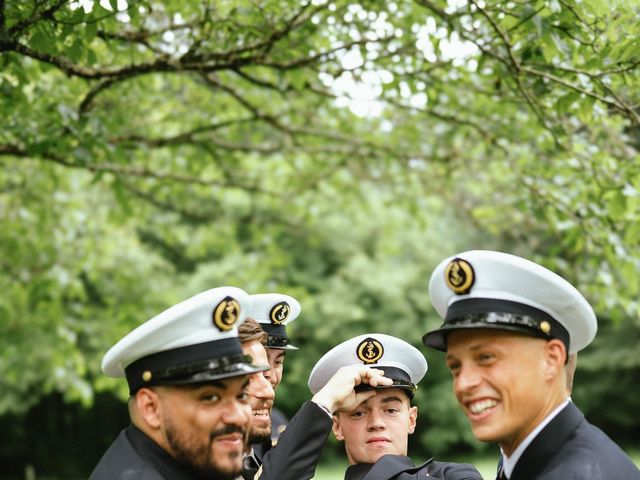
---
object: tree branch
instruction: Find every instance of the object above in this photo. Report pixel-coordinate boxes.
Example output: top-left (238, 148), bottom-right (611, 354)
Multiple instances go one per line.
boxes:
top-left (525, 61), bottom-right (640, 79)
top-left (109, 117), bottom-right (259, 146)
top-left (200, 73), bottom-right (290, 137)
top-left (257, 36), bottom-right (394, 70)
top-left (78, 78), bottom-right (119, 115)
top-left (520, 65), bottom-right (640, 125)
top-left (469, 0), bottom-right (520, 71)
top-left (122, 181), bottom-right (223, 223)
top-left (8, 0), bottom-right (67, 36)
top-left (180, 1), bottom-right (319, 64)
top-left (231, 68), bottom-right (288, 96)
top-left (0, 143), bottom-right (272, 190)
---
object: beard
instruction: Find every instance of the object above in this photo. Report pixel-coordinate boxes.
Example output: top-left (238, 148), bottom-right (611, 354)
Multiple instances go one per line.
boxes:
top-left (165, 420), bottom-right (246, 480)
top-left (248, 427), bottom-right (271, 445)
top-left (248, 401), bottom-right (273, 445)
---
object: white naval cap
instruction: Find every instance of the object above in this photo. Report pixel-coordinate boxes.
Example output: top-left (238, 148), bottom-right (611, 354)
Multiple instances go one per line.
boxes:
top-left (249, 293), bottom-right (301, 350)
top-left (308, 333), bottom-right (428, 398)
top-left (102, 286), bottom-right (268, 394)
top-left (422, 250), bottom-right (597, 355)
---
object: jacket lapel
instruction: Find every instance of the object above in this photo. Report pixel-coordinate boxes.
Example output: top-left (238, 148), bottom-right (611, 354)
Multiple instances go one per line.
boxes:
top-left (363, 455), bottom-right (433, 480)
top-left (511, 402), bottom-right (584, 480)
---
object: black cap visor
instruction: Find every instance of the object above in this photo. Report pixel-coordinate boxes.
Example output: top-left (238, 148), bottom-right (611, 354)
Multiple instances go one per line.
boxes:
top-left (262, 324), bottom-right (298, 350)
top-left (353, 366), bottom-right (416, 399)
top-left (126, 337), bottom-right (267, 394)
top-left (157, 360), bottom-right (268, 386)
top-left (422, 298), bottom-right (570, 353)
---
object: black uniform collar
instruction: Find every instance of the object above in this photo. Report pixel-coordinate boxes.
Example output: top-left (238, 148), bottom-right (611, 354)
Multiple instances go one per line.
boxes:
top-left (126, 424), bottom-right (214, 480)
top-left (345, 463), bottom-right (374, 480)
top-left (510, 402), bottom-right (584, 480)
top-left (250, 439), bottom-right (272, 464)
top-left (345, 455), bottom-right (433, 480)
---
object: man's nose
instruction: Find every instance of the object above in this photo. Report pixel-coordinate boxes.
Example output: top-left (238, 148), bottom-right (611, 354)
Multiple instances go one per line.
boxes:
top-left (454, 363), bottom-right (482, 398)
top-left (251, 372), bottom-right (275, 401)
top-left (367, 409), bottom-right (386, 431)
top-left (268, 365), bottom-right (279, 388)
top-left (222, 397), bottom-right (251, 426)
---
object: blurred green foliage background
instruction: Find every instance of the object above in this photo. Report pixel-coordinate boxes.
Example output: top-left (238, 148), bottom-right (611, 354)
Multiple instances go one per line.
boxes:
top-left (1, 0), bottom-right (639, 477)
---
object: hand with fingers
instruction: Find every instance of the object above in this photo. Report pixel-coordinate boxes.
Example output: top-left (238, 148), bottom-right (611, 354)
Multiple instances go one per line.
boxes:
top-left (311, 365), bottom-right (393, 414)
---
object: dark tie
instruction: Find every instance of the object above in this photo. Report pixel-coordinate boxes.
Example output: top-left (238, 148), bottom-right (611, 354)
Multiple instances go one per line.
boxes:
top-left (244, 453), bottom-right (259, 470)
top-left (496, 457), bottom-right (506, 480)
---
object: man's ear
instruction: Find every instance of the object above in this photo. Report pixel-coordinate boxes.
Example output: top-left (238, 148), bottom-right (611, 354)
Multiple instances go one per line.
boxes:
top-left (332, 415), bottom-right (345, 441)
top-left (543, 339), bottom-right (566, 381)
top-left (408, 405), bottom-right (418, 435)
top-left (135, 387), bottom-right (163, 430)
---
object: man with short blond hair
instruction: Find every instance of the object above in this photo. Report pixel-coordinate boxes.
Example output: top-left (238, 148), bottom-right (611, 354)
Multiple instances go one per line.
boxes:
top-left (423, 250), bottom-right (640, 480)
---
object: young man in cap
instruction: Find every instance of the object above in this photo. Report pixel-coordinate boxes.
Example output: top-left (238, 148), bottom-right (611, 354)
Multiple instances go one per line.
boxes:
top-left (250, 293), bottom-right (301, 390)
top-left (248, 293), bottom-right (300, 456)
top-left (90, 286), bottom-right (268, 480)
top-left (309, 333), bottom-right (482, 480)
top-left (238, 319), bottom-right (395, 480)
top-left (423, 250), bottom-right (640, 480)
top-left (237, 318), bottom-right (276, 471)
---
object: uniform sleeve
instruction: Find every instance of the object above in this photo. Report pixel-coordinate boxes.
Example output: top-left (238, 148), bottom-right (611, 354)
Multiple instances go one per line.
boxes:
top-left (255, 401), bottom-right (333, 480)
top-left (427, 461), bottom-right (484, 480)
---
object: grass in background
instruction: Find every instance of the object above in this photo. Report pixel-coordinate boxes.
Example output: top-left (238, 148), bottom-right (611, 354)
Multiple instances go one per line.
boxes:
top-left (313, 460), bottom-right (348, 480)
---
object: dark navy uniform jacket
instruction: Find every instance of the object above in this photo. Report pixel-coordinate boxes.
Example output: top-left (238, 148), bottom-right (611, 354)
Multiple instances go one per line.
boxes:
top-left (250, 407), bottom-right (289, 463)
top-left (509, 402), bottom-right (640, 480)
top-left (344, 455), bottom-right (482, 480)
top-left (242, 401), bottom-right (333, 480)
top-left (89, 425), bottom-right (204, 480)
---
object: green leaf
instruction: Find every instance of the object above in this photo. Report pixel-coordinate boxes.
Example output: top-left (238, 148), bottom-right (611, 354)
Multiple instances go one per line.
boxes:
top-left (60, 24), bottom-right (75, 42)
top-left (29, 29), bottom-right (55, 53)
top-left (288, 70), bottom-right (307, 91)
top-left (576, 95), bottom-right (595, 123)
top-left (582, 0), bottom-right (610, 17)
top-left (86, 21), bottom-right (98, 42)
top-left (71, 6), bottom-right (86, 23)
top-left (541, 32), bottom-right (560, 62)
top-left (606, 190), bottom-right (627, 220)
top-left (555, 91), bottom-right (580, 115)
top-left (111, 178), bottom-right (132, 215)
top-left (86, 48), bottom-right (98, 65)
top-left (67, 39), bottom-right (85, 63)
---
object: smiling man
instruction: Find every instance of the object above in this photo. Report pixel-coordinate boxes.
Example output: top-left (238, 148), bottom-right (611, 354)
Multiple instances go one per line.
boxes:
top-left (423, 250), bottom-right (640, 480)
top-left (238, 320), bottom-right (275, 441)
top-left (90, 287), bottom-right (268, 480)
top-left (238, 318), bottom-right (276, 468)
top-left (250, 293), bottom-right (301, 391)
top-left (309, 333), bottom-right (482, 480)
top-left (247, 292), bottom-right (302, 457)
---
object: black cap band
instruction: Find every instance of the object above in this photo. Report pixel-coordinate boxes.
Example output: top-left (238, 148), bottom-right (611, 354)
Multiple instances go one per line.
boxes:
top-left (353, 366), bottom-right (416, 398)
top-left (260, 323), bottom-right (298, 350)
top-left (424, 298), bottom-right (570, 355)
top-left (126, 337), bottom-right (261, 394)
top-left (261, 324), bottom-right (287, 336)
top-left (267, 335), bottom-right (291, 348)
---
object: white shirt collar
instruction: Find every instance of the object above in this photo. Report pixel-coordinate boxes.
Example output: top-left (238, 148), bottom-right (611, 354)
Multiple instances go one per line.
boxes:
top-left (501, 398), bottom-right (570, 479)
